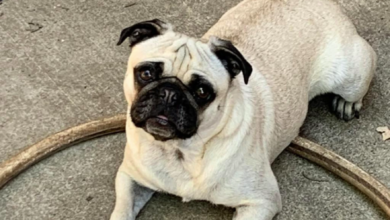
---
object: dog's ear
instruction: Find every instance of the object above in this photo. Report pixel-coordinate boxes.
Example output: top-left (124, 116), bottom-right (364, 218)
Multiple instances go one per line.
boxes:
top-left (209, 36), bottom-right (252, 84)
top-left (117, 19), bottom-right (172, 47)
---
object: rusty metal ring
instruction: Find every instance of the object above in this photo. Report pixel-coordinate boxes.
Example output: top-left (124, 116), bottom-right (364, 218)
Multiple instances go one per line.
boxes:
top-left (1, 114), bottom-right (389, 217)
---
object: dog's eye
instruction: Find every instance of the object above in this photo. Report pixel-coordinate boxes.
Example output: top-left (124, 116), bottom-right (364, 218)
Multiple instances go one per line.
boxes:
top-left (140, 70), bottom-right (152, 81)
top-left (196, 87), bottom-right (210, 99)
top-left (132, 30), bottom-right (140, 38)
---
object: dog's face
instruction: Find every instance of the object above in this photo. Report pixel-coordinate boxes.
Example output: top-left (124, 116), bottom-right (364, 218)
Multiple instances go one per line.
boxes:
top-left (118, 19), bottom-right (252, 141)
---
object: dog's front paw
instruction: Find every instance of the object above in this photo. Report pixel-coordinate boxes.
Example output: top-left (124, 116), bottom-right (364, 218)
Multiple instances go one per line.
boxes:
top-left (110, 211), bottom-right (135, 220)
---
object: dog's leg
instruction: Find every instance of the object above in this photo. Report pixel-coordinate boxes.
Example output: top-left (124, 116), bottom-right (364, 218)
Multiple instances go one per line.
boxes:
top-left (310, 35), bottom-right (376, 121)
top-left (233, 166), bottom-right (282, 220)
top-left (330, 36), bottom-right (376, 121)
top-left (110, 167), bottom-right (155, 220)
top-left (233, 203), bottom-right (280, 220)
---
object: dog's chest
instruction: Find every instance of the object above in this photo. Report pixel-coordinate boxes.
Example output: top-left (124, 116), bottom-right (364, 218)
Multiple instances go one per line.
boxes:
top-left (124, 138), bottom-right (212, 200)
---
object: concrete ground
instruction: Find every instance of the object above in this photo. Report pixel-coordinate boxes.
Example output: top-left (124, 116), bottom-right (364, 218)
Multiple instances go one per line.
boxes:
top-left (0, 0), bottom-right (389, 219)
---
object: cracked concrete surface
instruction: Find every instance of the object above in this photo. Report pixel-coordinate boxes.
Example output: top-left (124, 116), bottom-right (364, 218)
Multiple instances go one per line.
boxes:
top-left (0, 0), bottom-right (389, 219)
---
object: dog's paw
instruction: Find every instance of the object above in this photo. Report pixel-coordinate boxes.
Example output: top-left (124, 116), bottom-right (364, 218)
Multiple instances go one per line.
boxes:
top-left (182, 197), bottom-right (191, 202)
top-left (110, 212), bottom-right (135, 220)
top-left (331, 95), bottom-right (362, 121)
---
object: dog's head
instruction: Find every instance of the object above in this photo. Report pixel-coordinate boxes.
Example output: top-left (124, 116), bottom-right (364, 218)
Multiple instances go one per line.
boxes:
top-left (118, 19), bottom-right (252, 141)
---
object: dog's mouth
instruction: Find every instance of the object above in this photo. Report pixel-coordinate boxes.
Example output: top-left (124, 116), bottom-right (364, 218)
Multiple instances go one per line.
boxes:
top-left (155, 115), bottom-right (169, 125)
top-left (144, 115), bottom-right (177, 141)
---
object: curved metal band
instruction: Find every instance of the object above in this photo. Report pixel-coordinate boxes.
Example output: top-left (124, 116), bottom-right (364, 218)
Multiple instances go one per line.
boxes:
top-left (0, 114), bottom-right (126, 188)
top-left (0, 114), bottom-right (389, 217)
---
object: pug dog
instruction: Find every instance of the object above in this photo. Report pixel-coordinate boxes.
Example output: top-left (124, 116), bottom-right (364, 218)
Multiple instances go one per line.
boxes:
top-left (110, 0), bottom-right (376, 219)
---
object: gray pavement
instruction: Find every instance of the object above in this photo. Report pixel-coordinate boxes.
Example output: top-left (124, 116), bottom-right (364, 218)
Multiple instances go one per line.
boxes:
top-left (0, 0), bottom-right (389, 219)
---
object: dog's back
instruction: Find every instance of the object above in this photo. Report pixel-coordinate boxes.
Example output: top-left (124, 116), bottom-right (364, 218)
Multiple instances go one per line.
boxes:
top-left (204, 0), bottom-right (375, 161)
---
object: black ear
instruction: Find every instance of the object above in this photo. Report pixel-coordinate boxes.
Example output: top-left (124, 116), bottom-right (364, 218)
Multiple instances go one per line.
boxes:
top-left (209, 36), bottom-right (252, 84)
top-left (117, 19), bottom-right (171, 47)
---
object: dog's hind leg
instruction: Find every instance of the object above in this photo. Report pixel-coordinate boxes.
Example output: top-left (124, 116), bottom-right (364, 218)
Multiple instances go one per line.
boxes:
top-left (309, 35), bottom-right (376, 121)
top-left (331, 36), bottom-right (376, 121)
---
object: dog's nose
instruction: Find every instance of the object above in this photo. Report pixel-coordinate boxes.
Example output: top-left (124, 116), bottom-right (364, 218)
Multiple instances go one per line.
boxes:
top-left (159, 87), bottom-right (180, 105)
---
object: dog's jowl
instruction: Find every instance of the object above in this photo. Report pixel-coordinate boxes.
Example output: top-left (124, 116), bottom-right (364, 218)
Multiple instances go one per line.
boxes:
top-left (110, 0), bottom-right (376, 219)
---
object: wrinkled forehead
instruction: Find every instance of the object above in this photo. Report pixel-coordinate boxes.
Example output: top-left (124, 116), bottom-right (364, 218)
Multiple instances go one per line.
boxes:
top-left (128, 32), bottom-right (228, 85)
